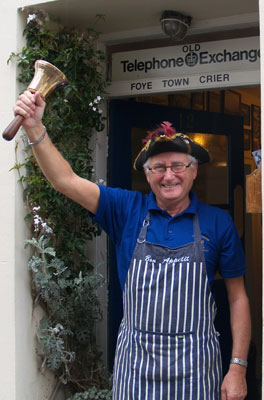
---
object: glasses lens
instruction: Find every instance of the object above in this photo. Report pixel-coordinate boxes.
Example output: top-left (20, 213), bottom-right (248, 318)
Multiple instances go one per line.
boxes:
top-left (150, 162), bottom-right (191, 174)
top-left (152, 166), bottom-right (166, 174)
top-left (171, 163), bottom-right (185, 173)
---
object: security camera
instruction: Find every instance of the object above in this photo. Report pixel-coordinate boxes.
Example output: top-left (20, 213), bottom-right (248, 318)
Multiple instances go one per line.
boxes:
top-left (160, 10), bottom-right (192, 40)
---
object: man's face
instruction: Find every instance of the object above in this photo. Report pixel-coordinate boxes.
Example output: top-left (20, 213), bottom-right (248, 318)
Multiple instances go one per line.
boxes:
top-left (145, 152), bottom-right (198, 210)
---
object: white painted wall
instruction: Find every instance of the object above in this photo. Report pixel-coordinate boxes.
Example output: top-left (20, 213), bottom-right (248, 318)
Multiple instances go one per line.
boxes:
top-left (0, 2), bottom-right (61, 399)
top-left (0, 4), bottom-right (24, 400)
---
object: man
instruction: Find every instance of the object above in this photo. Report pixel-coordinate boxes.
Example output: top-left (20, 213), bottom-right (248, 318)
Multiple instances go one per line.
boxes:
top-left (14, 91), bottom-right (251, 400)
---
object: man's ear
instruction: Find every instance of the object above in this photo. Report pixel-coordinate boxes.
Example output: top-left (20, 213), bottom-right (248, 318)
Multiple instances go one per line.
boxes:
top-left (145, 170), bottom-right (150, 184)
top-left (193, 163), bottom-right (198, 180)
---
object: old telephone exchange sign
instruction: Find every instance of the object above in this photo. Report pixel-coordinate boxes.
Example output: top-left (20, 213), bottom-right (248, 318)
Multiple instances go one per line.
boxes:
top-left (110, 36), bottom-right (260, 96)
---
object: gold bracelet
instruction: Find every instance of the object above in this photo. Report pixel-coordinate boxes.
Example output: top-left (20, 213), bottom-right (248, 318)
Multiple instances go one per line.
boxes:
top-left (27, 126), bottom-right (46, 146)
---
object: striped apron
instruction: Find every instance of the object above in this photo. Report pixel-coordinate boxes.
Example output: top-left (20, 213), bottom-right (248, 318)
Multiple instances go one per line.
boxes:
top-left (112, 213), bottom-right (222, 400)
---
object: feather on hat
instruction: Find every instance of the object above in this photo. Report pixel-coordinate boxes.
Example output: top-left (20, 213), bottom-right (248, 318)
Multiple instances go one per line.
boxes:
top-left (134, 121), bottom-right (210, 171)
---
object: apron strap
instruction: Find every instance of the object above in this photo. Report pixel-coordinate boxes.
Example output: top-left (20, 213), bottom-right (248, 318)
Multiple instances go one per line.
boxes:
top-left (137, 212), bottom-right (204, 250)
top-left (193, 213), bottom-right (206, 263)
top-left (193, 213), bottom-right (202, 242)
top-left (137, 212), bottom-right (150, 243)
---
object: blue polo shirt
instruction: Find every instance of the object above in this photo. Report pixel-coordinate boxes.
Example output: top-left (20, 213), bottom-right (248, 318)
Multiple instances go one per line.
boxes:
top-left (91, 185), bottom-right (245, 291)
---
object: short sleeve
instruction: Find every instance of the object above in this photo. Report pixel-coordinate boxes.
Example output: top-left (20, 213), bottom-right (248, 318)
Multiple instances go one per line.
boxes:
top-left (217, 216), bottom-right (245, 278)
top-left (90, 185), bottom-right (144, 245)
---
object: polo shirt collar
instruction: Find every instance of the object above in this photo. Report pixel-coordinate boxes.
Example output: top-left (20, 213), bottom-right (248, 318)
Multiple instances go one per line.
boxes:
top-left (148, 190), bottom-right (198, 216)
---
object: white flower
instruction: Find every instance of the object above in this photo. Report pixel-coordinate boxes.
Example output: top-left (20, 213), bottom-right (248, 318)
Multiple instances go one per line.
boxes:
top-left (32, 207), bottom-right (53, 234)
top-left (64, 99), bottom-right (69, 103)
top-left (53, 324), bottom-right (64, 334)
top-left (40, 220), bottom-right (53, 234)
top-left (94, 96), bottom-right (102, 104)
top-left (27, 13), bottom-right (37, 24)
top-left (92, 107), bottom-right (97, 112)
top-left (33, 215), bottom-right (41, 231)
top-left (42, 223), bottom-right (53, 234)
top-left (89, 102), bottom-right (93, 107)
top-left (96, 178), bottom-right (106, 185)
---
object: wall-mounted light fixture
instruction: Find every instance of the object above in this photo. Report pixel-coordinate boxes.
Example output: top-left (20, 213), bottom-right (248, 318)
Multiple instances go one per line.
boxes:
top-left (160, 10), bottom-right (192, 40)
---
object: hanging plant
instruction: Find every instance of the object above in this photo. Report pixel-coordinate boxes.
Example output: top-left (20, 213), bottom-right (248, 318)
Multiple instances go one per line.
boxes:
top-left (9, 8), bottom-right (111, 399)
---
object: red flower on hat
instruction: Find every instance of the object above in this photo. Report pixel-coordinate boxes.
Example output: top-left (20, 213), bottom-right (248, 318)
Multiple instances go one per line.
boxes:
top-left (142, 121), bottom-right (176, 144)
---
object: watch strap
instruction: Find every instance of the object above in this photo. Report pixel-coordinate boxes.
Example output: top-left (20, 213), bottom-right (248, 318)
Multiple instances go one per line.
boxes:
top-left (230, 357), bottom-right (248, 368)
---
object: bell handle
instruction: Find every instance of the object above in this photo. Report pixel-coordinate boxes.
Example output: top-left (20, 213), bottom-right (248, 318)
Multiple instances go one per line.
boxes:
top-left (2, 114), bottom-right (24, 141)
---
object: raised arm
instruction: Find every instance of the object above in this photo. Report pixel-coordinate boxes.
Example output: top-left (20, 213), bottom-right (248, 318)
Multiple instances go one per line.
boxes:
top-left (13, 90), bottom-right (100, 214)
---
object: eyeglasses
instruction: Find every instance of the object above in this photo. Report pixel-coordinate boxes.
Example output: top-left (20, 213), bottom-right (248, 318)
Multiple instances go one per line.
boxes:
top-left (147, 161), bottom-right (192, 175)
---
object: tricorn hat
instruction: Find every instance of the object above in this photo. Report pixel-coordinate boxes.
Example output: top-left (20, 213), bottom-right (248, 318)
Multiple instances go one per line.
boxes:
top-left (134, 121), bottom-right (210, 171)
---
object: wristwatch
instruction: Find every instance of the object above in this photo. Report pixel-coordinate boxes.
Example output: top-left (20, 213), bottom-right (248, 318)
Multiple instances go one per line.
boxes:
top-left (230, 357), bottom-right (248, 368)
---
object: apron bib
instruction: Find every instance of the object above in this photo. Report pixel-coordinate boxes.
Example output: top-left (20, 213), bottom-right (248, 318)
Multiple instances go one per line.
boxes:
top-left (113, 213), bottom-right (222, 400)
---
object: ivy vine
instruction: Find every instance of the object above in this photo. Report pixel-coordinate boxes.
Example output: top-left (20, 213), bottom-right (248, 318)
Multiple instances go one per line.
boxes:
top-left (10, 8), bottom-right (111, 399)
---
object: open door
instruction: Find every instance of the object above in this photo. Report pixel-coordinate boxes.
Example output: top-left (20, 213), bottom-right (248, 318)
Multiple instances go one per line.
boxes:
top-left (107, 98), bottom-right (245, 375)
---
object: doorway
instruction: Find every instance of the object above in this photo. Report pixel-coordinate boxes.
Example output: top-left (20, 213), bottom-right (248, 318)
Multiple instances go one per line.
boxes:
top-left (107, 88), bottom-right (261, 398)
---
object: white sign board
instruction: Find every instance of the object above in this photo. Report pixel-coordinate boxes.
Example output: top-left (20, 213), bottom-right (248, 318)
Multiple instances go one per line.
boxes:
top-left (109, 36), bottom-right (260, 96)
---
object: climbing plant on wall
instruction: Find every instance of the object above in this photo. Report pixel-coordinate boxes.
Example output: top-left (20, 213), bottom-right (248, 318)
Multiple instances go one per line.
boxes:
top-left (10, 8), bottom-right (111, 399)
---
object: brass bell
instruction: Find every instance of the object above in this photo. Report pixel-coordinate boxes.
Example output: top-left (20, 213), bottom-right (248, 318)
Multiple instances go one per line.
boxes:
top-left (3, 60), bottom-right (68, 141)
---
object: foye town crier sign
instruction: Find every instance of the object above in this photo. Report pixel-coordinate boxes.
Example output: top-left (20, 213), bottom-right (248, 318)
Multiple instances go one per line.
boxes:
top-left (109, 36), bottom-right (260, 96)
